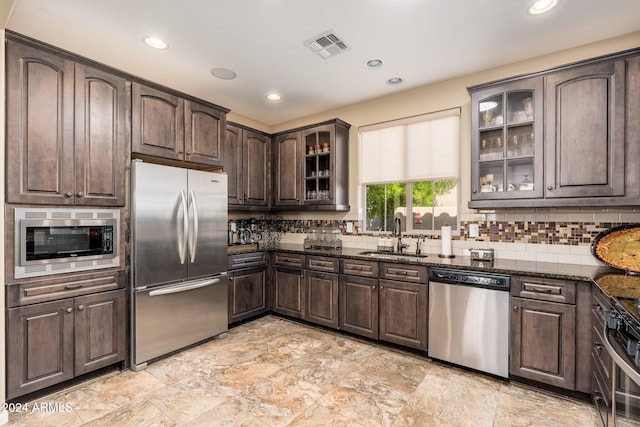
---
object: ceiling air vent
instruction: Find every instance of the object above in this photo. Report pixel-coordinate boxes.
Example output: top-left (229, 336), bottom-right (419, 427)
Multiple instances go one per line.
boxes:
top-left (304, 30), bottom-right (351, 59)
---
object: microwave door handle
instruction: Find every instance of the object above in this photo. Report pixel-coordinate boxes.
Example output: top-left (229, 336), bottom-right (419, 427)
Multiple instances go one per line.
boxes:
top-left (188, 190), bottom-right (199, 263)
top-left (177, 190), bottom-right (188, 265)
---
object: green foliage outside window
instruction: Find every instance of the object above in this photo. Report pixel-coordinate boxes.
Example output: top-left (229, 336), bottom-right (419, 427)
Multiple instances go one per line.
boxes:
top-left (365, 179), bottom-right (457, 232)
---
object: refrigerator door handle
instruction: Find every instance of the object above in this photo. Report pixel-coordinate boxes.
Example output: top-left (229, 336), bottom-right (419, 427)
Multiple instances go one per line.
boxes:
top-left (188, 190), bottom-right (199, 263)
top-left (148, 278), bottom-right (220, 296)
top-left (178, 190), bottom-right (188, 264)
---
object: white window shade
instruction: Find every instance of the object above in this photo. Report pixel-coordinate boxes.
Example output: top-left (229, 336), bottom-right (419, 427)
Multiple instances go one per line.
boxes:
top-left (360, 108), bottom-right (460, 183)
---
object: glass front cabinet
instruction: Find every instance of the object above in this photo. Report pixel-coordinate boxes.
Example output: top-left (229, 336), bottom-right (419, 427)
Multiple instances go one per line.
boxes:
top-left (470, 77), bottom-right (544, 206)
top-left (303, 124), bottom-right (335, 205)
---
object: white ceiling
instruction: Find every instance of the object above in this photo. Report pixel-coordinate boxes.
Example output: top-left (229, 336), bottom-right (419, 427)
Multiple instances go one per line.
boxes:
top-left (6, 0), bottom-right (640, 126)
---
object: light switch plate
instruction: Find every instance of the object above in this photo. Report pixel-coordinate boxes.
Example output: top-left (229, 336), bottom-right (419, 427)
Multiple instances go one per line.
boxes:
top-left (346, 222), bottom-right (353, 233)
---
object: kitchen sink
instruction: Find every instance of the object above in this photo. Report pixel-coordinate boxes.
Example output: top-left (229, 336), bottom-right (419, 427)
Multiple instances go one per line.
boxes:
top-left (358, 251), bottom-right (429, 260)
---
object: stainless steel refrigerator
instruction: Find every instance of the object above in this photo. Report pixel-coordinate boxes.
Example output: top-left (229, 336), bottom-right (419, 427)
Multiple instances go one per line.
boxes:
top-left (130, 160), bottom-right (228, 370)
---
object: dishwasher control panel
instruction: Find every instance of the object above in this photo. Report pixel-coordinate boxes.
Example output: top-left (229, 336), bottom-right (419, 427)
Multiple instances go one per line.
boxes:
top-left (428, 268), bottom-right (510, 290)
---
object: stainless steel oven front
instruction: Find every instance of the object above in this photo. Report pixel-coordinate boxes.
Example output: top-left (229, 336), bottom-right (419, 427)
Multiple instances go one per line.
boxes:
top-left (602, 301), bottom-right (640, 426)
top-left (14, 207), bottom-right (120, 279)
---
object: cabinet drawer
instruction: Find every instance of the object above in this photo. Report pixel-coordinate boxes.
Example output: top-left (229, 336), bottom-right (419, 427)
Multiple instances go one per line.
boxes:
top-left (511, 275), bottom-right (576, 304)
top-left (228, 252), bottom-right (267, 270)
top-left (340, 259), bottom-right (379, 278)
top-left (306, 256), bottom-right (339, 273)
top-left (7, 270), bottom-right (125, 308)
top-left (380, 262), bottom-right (427, 283)
top-left (273, 252), bottom-right (305, 268)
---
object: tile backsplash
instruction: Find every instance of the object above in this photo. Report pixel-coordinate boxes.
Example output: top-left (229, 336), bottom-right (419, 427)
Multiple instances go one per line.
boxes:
top-left (238, 214), bottom-right (640, 266)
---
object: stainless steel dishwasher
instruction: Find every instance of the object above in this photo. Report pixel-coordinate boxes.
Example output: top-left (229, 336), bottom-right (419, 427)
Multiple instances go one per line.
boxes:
top-left (428, 268), bottom-right (510, 378)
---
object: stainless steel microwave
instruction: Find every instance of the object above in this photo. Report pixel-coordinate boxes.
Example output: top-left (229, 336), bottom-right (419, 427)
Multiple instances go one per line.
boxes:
top-left (14, 208), bottom-right (120, 278)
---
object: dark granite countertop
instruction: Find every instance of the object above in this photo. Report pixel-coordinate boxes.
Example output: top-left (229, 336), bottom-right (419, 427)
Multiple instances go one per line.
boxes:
top-left (231, 242), bottom-right (610, 282)
top-left (229, 243), bottom-right (640, 322)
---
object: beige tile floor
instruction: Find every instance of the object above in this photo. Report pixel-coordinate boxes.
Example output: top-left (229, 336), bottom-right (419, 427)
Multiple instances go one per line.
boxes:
top-left (9, 315), bottom-right (599, 426)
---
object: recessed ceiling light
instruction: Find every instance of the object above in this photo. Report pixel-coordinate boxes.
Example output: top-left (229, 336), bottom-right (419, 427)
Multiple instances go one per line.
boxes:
top-left (211, 67), bottom-right (237, 80)
top-left (143, 36), bottom-right (168, 50)
top-left (266, 93), bottom-right (282, 101)
top-left (386, 77), bottom-right (403, 85)
top-left (365, 58), bottom-right (384, 69)
top-left (527, 0), bottom-right (559, 15)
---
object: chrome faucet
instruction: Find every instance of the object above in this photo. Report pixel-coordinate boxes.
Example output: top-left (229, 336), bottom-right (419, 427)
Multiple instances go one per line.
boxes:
top-left (393, 216), bottom-right (409, 253)
top-left (416, 235), bottom-right (425, 255)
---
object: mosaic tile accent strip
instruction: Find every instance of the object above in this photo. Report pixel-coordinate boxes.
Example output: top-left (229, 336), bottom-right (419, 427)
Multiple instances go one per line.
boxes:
top-left (233, 218), bottom-right (630, 247)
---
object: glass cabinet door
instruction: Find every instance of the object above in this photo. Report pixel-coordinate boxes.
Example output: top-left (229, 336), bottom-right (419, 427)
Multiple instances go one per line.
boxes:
top-left (303, 125), bottom-right (334, 205)
top-left (471, 78), bottom-right (543, 203)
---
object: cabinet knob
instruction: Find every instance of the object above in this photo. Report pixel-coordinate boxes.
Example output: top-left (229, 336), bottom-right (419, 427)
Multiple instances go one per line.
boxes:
top-left (66, 307), bottom-right (73, 313)
top-left (76, 192), bottom-right (84, 198)
top-left (473, 189), bottom-right (478, 194)
top-left (513, 305), bottom-right (519, 311)
top-left (65, 192), bottom-right (73, 198)
top-left (593, 342), bottom-right (603, 351)
top-left (547, 185), bottom-right (553, 191)
top-left (77, 304), bottom-right (85, 311)
top-left (187, 151), bottom-right (191, 155)
top-left (372, 285), bottom-right (376, 290)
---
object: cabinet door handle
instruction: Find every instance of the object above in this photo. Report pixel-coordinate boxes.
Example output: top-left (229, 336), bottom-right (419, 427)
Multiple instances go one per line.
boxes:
top-left (528, 287), bottom-right (553, 293)
top-left (66, 307), bottom-right (73, 313)
top-left (65, 284), bottom-right (83, 290)
top-left (513, 305), bottom-right (519, 311)
top-left (65, 192), bottom-right (73, 198)
top-left (77, 304), bottom-right (85, 311)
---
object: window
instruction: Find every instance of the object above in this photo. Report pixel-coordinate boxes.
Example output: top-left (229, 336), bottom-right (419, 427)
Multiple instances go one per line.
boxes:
top-left (360, 108), bottom-right (460, 233)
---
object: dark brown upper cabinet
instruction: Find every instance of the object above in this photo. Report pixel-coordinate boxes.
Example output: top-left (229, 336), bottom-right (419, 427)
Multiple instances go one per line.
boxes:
top-left (544, 60), bottom-right (625, 199)
top-left (469, 48), bottom-right (640, 208)
top-left (6, 38), bottom-right (128, 206)
top-left (272, 119), bottom-right (350, 211)
top-left (223, 123), bottom-right (271, 209)
top-left (132, 82), bottom-right (226, 167)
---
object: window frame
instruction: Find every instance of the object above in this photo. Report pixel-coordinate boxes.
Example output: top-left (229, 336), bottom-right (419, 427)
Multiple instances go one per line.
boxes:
top-left (358, 108), bottom-right (461, 235)
top-left (362, 179), bottom-right (459, 235)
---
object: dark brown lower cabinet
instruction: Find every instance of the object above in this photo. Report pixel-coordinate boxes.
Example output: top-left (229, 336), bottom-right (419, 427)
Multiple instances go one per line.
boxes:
top-left (305, 271), bottom-right (339, 329)
top-left (510, 296), bottom-right (576, 390)
top-left (339, 275), bottom-right (378, 339)
top-left (228, 266), bottom-right (268, 323)
top-left (272, 266), bottom-right (305, 319)
top-left (379, 279), bottom-right (428, 351)
top-left (7, 289), bottom-right (125, 399)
